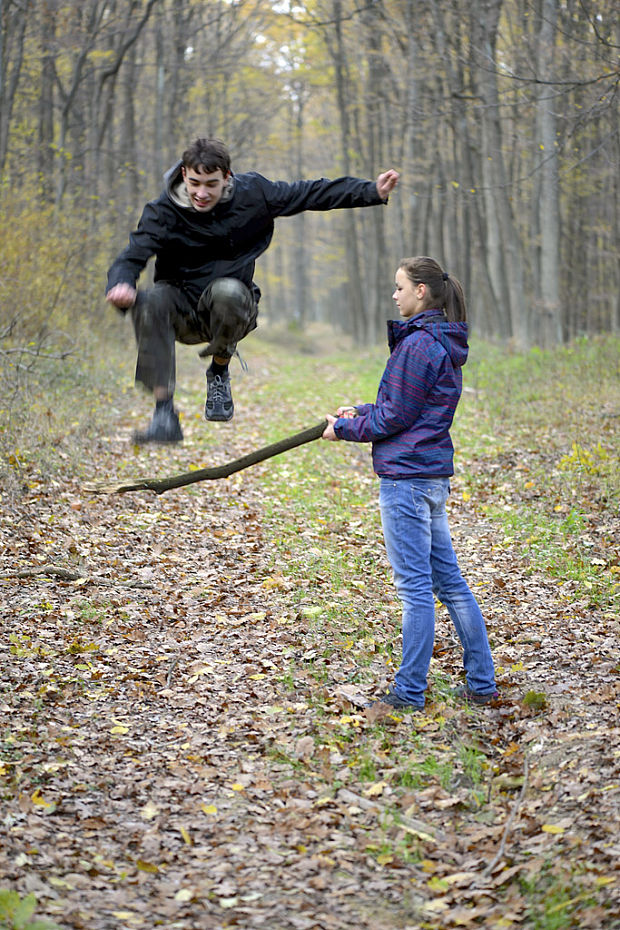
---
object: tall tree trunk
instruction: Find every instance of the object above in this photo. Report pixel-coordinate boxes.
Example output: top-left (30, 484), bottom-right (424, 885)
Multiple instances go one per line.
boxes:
top-left (154, 2), bottom-right (165, 186)
top-left (360, 0), bottom-right (390, 344)
top-left (330, 0), bottom-right (366, 343)
top-left (38, 1), bottom-right (55, 196)
top-left (0, 0), bottom-right (29, 176)
top-left (536, 0), bottom-right (562, 347)
top-left (475, 0), bottom-right (527, 346)
top-left (292, 86), bottom-right (308, 326)
top-left (612, 13), bottom-right (620, 333)
top-left (122, 43), bottom-right (140, 211)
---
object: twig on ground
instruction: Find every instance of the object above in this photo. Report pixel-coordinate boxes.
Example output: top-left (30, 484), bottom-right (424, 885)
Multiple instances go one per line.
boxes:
top-left (2, 564), bottom-right (153, 588)
top-left (336, 788), bottom-right (446, 843)
top-left (0, 347), bottom-right (74, 360)
top-left (481, 754), bottom-right (530, 879)
top-left (166, 656), bottom-right (180, 688)
top-left (6, 565), bottom-right (84, 581)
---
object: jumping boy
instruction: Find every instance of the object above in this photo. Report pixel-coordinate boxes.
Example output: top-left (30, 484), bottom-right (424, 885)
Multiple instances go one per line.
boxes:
top-left (106, 137), bottom-right (399, 442)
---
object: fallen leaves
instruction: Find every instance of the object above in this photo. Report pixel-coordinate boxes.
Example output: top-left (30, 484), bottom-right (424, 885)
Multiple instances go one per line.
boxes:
top-left (1, 343), bottom-right (618, 930)
top-left (140, 801), bottom-right (160, 821)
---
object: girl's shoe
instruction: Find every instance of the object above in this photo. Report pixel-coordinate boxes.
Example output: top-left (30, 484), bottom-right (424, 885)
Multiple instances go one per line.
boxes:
top-left (453, 684), bottom-right (499, 705)
top-left (372, 686), bottom-right (424, 710)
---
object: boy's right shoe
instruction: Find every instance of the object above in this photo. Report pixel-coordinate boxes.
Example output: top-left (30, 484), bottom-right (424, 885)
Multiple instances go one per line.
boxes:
top-left (133, 403), bottom-right (183, 444)
top-left (205, 369), bottom-right (234, 421)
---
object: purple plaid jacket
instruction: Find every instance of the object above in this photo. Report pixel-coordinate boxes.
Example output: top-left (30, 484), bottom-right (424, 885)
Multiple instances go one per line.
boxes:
top-left (335, 310), bottom-right (469, 478)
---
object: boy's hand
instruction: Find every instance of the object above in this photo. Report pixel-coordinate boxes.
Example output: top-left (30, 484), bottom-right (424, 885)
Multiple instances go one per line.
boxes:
top-left (376, 169), bottom-right (400, 201)
top-left (106, 283), bottom-right (137, 310)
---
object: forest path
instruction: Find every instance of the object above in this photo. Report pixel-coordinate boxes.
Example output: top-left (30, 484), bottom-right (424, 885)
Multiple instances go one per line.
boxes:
top-left (1, 339), bottom-right (618, 929)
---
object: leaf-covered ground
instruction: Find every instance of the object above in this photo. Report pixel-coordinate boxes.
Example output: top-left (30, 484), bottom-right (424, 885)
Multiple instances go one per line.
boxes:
top-left (1, 331), bottom-right (618, 929)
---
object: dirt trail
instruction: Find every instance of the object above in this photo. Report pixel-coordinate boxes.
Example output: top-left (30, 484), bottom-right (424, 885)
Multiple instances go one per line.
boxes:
top-left (1, 350), bottom-right (618, 929)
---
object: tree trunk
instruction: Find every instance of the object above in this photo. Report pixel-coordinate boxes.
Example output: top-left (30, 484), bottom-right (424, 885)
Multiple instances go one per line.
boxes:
top-left (330, 0), bottom-right (367, 344)
top-left (154, 2), bottom-right (165, 186)
top-left (361, 0), bottom-right (390, 344)
top-left (38, 1), bottom-right (55, 195)
top-left (292, 86), bottom-right (309, 326)
top-left (475, 0), bottom-right (527, 346)
top-left (0, 0), bottom-right (29, 176)
top-left (536, 0), bottom-right (562, 347)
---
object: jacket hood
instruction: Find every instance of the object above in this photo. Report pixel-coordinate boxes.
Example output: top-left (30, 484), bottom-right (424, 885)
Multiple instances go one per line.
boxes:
top-left (163, 159), bottom-right (236, 211)
top-left (387, 310), bottom-right (469, 368)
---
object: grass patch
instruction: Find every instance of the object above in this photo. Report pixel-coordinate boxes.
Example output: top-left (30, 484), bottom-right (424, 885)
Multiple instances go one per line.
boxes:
top-left (0, 319), bottom-right (134, 495)
top-left (519, 863), bottom-right (598, 930)
top-left (453, 335), bottom-right (620, 608)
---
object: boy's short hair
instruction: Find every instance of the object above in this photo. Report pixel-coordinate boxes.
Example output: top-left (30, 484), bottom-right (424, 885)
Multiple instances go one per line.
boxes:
top-left (182, 138), bottom-right (231, 175)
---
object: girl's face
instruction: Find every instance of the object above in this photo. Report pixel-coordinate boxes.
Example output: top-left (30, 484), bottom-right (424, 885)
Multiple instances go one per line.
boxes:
top-left (392, 268), bottom-right (426, 319)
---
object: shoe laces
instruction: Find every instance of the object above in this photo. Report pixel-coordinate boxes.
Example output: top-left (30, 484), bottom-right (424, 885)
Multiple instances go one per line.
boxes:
top-left (209, 375), bottom-right (228, 405)
top-left (233, 348), bottom-right (248, 372)
top-left (208, 375), bottom-right (226, 406)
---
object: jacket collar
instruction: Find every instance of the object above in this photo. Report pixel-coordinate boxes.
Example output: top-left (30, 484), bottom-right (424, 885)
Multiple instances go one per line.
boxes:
top-left (387, 310), bottom-right (446, 351)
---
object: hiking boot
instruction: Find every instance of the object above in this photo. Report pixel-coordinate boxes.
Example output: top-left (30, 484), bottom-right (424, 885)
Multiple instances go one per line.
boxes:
top-left (453, 684), bottom-right (499, 706)
top-left (371, 687), bottom-right (423, 710)
top-left (133, 402), bottom-right (183, 444)
top-left (205, 369), bottom-right (234, 422)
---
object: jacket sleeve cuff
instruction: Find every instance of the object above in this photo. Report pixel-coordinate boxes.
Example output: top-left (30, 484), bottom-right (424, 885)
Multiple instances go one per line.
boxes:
top-left (334, 418), bottom-right (358, 441)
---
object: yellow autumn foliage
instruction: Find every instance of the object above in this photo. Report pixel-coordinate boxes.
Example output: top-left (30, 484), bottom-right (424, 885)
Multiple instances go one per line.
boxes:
top-left (0, 186), bottom-right (115, 347)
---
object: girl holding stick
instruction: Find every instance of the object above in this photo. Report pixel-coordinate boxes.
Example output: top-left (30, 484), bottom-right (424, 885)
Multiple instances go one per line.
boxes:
top-left (323, 256), bottom-right (497, 709)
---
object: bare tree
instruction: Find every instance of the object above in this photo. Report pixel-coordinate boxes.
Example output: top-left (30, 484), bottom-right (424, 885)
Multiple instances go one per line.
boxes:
top-left (534, 0), bottom-right (561, 347)
top-left (0, 0), bottom-right (30, 174)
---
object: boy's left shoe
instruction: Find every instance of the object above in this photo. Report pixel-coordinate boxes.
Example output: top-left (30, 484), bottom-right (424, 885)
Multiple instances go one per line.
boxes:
top-left (205, 369), bottom-right (234, 421)
top-left (133, 403), bottom-right (183, 444)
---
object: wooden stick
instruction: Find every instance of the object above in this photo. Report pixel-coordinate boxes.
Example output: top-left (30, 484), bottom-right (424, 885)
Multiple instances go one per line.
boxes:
top-left (84, 419), bottom-right (328, 495)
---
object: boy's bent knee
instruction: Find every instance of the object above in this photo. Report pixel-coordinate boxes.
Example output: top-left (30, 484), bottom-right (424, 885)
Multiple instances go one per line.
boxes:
top-left (208, 277), bottom-right (253, 311)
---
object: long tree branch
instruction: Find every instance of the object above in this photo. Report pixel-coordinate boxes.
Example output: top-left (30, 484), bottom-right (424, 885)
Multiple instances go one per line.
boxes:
top-left (84, 420), bottom-right (328, 496)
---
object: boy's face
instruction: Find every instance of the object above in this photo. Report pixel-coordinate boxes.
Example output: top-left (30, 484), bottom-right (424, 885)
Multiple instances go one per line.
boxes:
top-left (181, 165), bottom-right (230, 212)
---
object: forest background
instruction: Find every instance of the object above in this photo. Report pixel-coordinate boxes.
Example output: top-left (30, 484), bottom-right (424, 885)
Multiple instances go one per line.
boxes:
top-left (1, 0), bottom-right (619, 355)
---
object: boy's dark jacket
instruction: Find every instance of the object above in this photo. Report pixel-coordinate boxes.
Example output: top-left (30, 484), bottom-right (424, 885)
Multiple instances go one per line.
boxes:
top-left (335, 310), bottom-right (469, 478)
top-left (107, 161), bottom-right (384, 306)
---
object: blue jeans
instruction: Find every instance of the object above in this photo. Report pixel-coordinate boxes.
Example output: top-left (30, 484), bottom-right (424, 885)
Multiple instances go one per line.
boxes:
top-left (379, 477), bottom-right (496, 707)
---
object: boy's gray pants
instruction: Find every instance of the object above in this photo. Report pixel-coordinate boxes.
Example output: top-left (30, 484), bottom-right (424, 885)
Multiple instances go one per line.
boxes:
top-left (131, 277), bottom-right (257, 394)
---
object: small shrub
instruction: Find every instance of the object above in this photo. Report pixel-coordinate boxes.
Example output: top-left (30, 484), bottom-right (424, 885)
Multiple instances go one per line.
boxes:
top-left (523, 690), bottom-right (549, 711)
top-left (0, 889), bottom-right (60, 930)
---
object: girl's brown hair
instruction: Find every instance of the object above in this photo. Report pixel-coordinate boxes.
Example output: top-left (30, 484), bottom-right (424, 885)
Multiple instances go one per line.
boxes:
top-left (399, 256), bottom-right (467, 322)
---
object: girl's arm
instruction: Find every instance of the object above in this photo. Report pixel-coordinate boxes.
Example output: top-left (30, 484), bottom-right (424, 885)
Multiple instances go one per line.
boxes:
top-left (335, 340), bottom-right (437, 442)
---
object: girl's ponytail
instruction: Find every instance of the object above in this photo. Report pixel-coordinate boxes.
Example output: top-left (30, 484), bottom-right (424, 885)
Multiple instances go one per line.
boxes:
top-left (442, 272), bottom-right (467, 322)
top-left (399, 257), bottom-right (467, 322)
